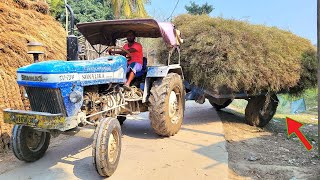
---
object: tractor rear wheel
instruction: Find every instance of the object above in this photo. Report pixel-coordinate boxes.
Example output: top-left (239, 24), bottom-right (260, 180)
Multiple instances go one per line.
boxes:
top-left (149, 73), bottom-right (185, 137)
top-left (12, 125), bottom-right (50, 162)
top-left (245, 94), bottom-right (279, 127)
top-left (93, 117), bottom-right (121, 177)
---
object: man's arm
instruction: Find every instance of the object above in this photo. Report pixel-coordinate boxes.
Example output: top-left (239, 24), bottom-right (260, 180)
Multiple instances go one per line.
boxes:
top-left (110, 48), bottom-right (137, 55)
top-left (108, 49), bottom-right (127, 55)
top-left (126, 48), bottom-right (138, 53)
top-left (108, 43), bottom-right (141, 55)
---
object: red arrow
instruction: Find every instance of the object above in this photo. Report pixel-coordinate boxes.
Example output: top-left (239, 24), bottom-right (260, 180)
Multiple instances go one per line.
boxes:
top-left (286, 117), bottom-right (313, 151)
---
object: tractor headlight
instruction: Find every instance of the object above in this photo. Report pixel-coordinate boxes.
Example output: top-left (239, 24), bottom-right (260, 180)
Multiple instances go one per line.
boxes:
top-left (69, 91), bottom-right (82, 103)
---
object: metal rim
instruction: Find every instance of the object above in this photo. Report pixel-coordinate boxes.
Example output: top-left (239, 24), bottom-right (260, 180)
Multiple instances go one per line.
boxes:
top-left (26, 129), bottom-right (46, 152)
top-left (169, 90), bottom-right (179, 124)
top-left (107, 129), bottom-right (120, 164)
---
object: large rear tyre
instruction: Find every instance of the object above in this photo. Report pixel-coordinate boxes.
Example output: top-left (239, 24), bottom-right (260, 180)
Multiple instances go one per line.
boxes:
top-left (149, 73), bottom-right (185, 137)
top-left (208, 98), bottom-right (233, 111)
top-left (93, 117), bottom-right (121, 177)
top-left (12, 125), bottom-right (50, 162)
top-left (245, 94), bottom-right (279, 127)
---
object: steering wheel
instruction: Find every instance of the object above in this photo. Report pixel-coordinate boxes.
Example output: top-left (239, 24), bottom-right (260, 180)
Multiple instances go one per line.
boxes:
top-left (107, 46), bottom-right (131, 58)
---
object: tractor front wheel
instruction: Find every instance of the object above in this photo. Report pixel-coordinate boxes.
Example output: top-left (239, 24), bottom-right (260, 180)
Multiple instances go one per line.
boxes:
top-left (12, 125), bottom-right (50, 162)
top-left (93, 117), bottom-right (121, 177)
top-left (149, 73), bottom-right (185, 137)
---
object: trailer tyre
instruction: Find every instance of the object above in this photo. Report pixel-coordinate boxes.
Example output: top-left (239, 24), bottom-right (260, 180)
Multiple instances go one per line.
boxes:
top-left (208, 98), bottom-right (233, 111)
top-left (12, 125), bottom-right (50, 162)
top-left (93, 117), bottom-right (121, 177)
top-left (245, 94), bottom-right (279, 127)
top-left (149, 73), bottom-right (185, 137)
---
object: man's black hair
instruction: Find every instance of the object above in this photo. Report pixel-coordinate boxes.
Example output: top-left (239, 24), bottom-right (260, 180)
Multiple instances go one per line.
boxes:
top-left (127, 30), bottom-right (136, 36)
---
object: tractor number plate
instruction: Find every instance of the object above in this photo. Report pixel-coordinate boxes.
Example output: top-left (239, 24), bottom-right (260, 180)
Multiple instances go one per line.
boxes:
top-left (3, 109), bottom-right (65, 129)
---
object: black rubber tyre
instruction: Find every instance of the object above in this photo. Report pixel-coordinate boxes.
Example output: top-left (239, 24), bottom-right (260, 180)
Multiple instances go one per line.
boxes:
top-left (93, 117), bottom-right (122, 177)
top-left (245, 94), bottom-right (279, 127)
top-left (149, 73), bottom-right (185, 137)
top-left (117, 116), bottom-right (126, 125)
top-left (12, 125), bottom-right (50, 162)
top-left (208, 98), bottom-right (233, 111)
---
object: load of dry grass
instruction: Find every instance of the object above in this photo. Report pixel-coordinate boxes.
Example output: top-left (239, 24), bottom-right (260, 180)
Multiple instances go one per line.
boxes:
top-left (0, 0), bottom-right (66, 150)
top-left (30, 1), bottom-right (49, 14)
top-left (13, 0), bottom-right (49, 14)
top-left (159, 14), bottom-right (317, 96)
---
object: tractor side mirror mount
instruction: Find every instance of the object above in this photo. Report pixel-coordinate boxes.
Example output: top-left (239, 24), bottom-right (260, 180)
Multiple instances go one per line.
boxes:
top-left (66, 4), bottom-right (78, 61)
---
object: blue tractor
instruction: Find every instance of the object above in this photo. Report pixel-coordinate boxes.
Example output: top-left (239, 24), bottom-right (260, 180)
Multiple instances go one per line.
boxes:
top-left (3, 6), bottom-right (185, 177)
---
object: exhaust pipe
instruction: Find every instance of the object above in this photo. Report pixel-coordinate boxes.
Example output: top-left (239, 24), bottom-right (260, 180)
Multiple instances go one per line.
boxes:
top-left (66, 4), bottom-right (78, 61)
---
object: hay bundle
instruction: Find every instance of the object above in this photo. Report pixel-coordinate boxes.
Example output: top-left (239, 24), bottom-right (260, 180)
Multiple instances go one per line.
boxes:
top-left (12, 0), bottom-right (49, 14)
top-left (160, 14), bottom-right (317, 95)
top-left (13, 0), bottom-right (30, 9)
top-left (30, 1), bottom-right (49, 15)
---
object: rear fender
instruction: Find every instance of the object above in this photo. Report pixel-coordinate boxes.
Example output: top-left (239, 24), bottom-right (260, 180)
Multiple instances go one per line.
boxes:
top-left (146, 65), bottom-right (184, 79)
top-left (143, 65), bottom-right (184, 103)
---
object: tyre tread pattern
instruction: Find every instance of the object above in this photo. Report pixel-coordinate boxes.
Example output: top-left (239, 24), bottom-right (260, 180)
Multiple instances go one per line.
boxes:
top-left (11, 125), bottom-right (50, 162)
top-left (93, 117), bottom-right (122, 177)
top-left (148, 73), bottom-right (184, 137)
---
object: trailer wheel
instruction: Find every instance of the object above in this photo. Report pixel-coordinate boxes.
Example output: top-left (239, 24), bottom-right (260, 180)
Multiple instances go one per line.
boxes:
top-left (208, 98), bottom-right (233, 111)
top-left (93, 117), bottom-right (121, 177)
top-left (149, 73), bottom-right (185, 136)
top-left (12, 125), bottom-right (50, 162)
top-left (245, 94), bottom-right (279, 127)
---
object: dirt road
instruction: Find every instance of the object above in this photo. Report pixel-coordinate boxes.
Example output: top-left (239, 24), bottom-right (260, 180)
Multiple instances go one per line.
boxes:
top-left (0, 101), bottom-right (229, 180)
top-left (222, 106), bottom-right (319, 180)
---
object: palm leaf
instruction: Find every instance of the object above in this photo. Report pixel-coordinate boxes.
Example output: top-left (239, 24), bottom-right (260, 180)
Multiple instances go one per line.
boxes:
top-left (122, 0), bottom-right (132, 18)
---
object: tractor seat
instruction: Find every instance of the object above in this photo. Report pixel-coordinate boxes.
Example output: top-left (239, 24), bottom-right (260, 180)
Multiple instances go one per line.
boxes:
top-left (135, 57), bottom-right (147, 77)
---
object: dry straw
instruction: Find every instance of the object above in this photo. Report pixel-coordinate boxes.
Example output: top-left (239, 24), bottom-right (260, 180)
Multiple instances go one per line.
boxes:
top-left (159, 14), bottom-right (317, 96)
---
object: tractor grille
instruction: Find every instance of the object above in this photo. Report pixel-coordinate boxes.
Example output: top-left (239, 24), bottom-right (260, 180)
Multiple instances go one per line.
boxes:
top-left (25, 87), bottom-right (66, 115)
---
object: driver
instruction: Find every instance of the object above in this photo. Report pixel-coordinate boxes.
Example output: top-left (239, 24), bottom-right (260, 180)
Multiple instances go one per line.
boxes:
top-left (109, 30), bottom-right (143, 89)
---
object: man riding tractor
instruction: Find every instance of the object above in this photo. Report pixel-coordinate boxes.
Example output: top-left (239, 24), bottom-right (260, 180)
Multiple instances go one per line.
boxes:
top-left (109, 30), bottom-right (143, 90)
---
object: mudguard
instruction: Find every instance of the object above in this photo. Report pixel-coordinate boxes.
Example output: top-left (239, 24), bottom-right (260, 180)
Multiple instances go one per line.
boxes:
top-left (143, 65), bottom-right (184, 103)
top-left (146, 64), bottom-right (184, 79)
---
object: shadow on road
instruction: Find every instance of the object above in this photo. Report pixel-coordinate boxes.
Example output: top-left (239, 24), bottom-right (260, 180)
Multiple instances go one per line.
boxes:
top-left (122, 101), bottom-right (225, 139)
top-left (121, 113), bottom-right (160, 140)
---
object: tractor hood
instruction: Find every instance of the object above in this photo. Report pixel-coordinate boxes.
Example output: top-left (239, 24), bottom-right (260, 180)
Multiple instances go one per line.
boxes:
top-left (17, 56), bottom-right (127, 88)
